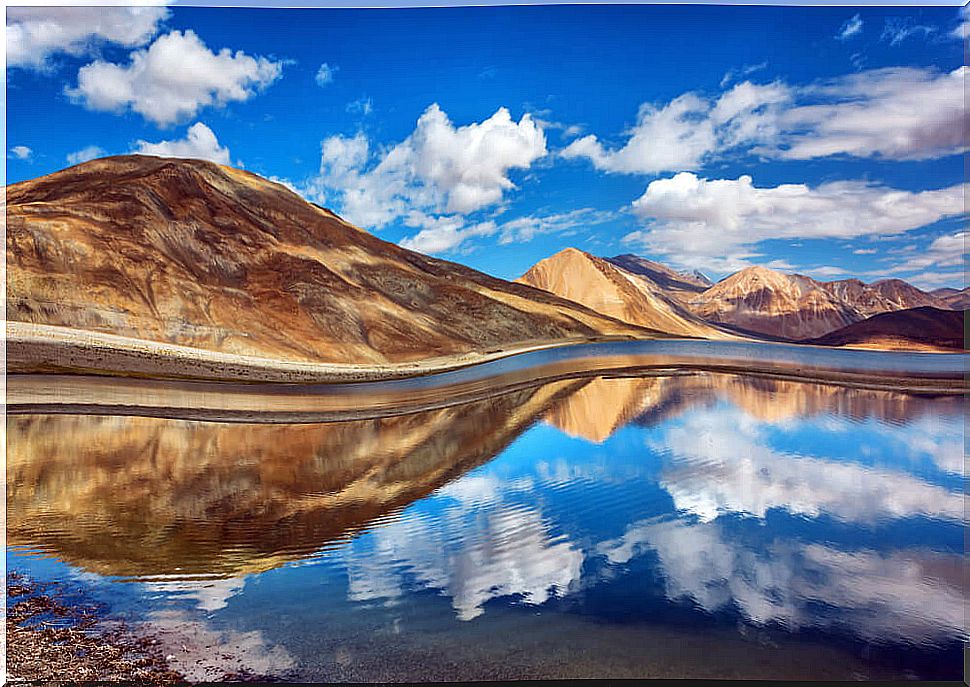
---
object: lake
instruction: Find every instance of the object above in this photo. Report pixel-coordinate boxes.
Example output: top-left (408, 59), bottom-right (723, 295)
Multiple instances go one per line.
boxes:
top-left (7, 366), bottom-right (966, 680)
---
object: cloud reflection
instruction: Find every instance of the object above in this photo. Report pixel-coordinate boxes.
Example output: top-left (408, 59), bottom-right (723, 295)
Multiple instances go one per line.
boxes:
top-left (343, 477), bottom-right (583, 621)
top-left (599, 517), bottom-right (965, 644)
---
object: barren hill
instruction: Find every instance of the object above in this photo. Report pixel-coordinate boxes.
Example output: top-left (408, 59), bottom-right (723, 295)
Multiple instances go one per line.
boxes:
top-left (7, 155), bottom-right (653, 366)
top-left (687, 266), bottom-right (864, 340)
top-left (870, 279), bottom-right (948, 311)
top-left (516, 248), bottom-right (732, 339)
top-left (805, 306), bottom-right (965, 352)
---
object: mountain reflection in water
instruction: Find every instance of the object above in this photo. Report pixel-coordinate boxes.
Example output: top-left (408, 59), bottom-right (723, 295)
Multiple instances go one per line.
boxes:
top-left (7, 372), bottom-right (965, 680)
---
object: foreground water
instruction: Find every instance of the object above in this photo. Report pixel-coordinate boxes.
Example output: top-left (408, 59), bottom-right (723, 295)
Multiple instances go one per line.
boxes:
top-left (8, 372), bottom-right (965, 680)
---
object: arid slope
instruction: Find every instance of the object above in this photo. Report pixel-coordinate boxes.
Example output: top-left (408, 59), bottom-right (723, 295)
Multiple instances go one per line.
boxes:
top-left (7, 156), bottom-right (652, 366)
top-left (806, 306), bottom-right (966, 352)
top-left (687, 266), bottom-right (864, 340)
top-left (517, 248), bottom-right (732, 339)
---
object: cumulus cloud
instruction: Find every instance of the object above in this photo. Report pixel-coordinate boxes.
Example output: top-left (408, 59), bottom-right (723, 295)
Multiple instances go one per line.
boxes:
top-left (134, 122), bottom-right (231, 165)
top-left (564, 67), bottom-right (966, 173)
top-left (8, 145), bottom-right (32, 160)
top-left (66, 30), bottom-right (282, 126)
top-left (6, 5), bottom-right (168, 70)
top-left (66, 145), bottom-right (106, 165)
top-left (315, 62), bottom-right (336, 87)
top-left (311, 104), bottom-right (546, 251)
top-left (623, 172), bottom-right (964, 273)
top-left (836, 13), bottom-right (863, 40)
top-left (562, 81), bottom-right (791, 174)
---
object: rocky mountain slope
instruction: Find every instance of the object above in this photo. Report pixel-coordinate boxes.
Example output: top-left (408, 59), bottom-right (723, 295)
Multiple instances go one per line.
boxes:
top-left (7, 156), bottom-right (653, 365)
top-left (605, 254), bottom-right (712, 296)
top-left (516, 248), bottom-right (732, 339)
top-left (686, 266), bottom-right (865, 340)
top-left (869, 279), bottom-right (948, 311)
top-left (932, 287), bottom-right (970, 309)
top-left (806, 306), bottom-right (965, 352)
top-left (818, 279), bottom-right (898, 318)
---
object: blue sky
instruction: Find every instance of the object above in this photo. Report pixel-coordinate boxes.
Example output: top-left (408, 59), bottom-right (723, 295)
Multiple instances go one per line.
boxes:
top-left (6, 4), bottom-right (967, 287)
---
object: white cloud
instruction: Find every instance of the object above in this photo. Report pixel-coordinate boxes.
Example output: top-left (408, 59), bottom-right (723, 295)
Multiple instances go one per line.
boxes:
top-left (395, 206), bottom-right (617, 255)
top-left (852, 248), bottom-right (878, 255)
top-left (953, 6), bottom-right (970, 40)
top-left (836, 13), bottom-right (863, 40)
top-left (66, 29), bottom-right (282, 126)
top-left (134, 122), bottom-right (231, 165)
top-left (9, 145), bottom-right (32, 160)
top-left (624, 172), bottom-right (964, 273)
top-left (881, 17), bottom-right (935, 45)
top-left (315, 62), bottom-right (336, 87)
top-left (496, 208), bottom-right (616, 245)
top-left (312, 103), bottom-right (547, 237)
top-left (6, 6), bottom-right (168, 70)
top-left (885, 231), bottom-right (967, 275)
top-left (66, 145), bottom-right (106, 165)
top-left (719, 61), bottom-right (768, 88)
top-left (808, 265), bottom-right (849, 278)
top-left (770, 67), bottom-right (966, 161)
top-left (565, 67), bottom-right (967, 172)
top-left (398, 213), bottom-right (497, 254)
top-left (562, 82), bottom-right (790, 174)
top-left (345, 96), bottom-right (373, 116)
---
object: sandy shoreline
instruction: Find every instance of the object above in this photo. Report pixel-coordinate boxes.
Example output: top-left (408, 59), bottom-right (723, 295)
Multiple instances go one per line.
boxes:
top-left (7, 322), bottom-right (966, 424)
top-left (7, 321), bottom-right (648, 383)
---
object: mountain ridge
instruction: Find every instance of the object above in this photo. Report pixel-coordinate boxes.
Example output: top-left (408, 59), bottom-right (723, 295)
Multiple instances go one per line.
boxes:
top-left (6, 155), bottom-right (654, 367)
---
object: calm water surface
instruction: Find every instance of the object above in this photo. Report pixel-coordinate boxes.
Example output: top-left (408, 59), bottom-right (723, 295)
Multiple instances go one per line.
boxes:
top-left (8, 371), bottom-right (965, 680)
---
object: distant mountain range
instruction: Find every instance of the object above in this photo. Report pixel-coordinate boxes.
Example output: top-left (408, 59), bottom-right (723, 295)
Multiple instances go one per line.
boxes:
top-left (6, 155), bottom-right (965, 370)
top-left (517, 250), bottom-right (965, 351)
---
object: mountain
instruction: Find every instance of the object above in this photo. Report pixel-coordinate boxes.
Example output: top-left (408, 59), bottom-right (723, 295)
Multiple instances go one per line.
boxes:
top-left (516, 248), bottom-right (732, 339)
top-left (931, 287), bottom-right (970, 310)
top-left (7, 156), bottom-right (652, 367)
top-left (806, 306), bottom-right (965, 352)
top-left (869, 279), bottom-right (948, 311)
top-left (687, 266), bottom-right (864, 340)
top-left (606, 254), bottom-right (712, 295)
top-left (818, 278), bottom-right (897, 318)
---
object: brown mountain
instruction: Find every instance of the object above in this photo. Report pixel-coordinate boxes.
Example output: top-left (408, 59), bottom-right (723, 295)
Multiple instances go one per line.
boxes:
top-left (516, 248), bottom-right (733, 339)
top-left (931, 287), bottom-right (970, 310)
top-left (6, 155), bottom-right (652, 367)
top-left (605, 253), bottom-right (712, 296)
top-left (687, 266), bottom-right (864, 340)
top-left (869, 279), bottom-right (947, 311)
top-left (818, 278), bottom-right (897, 317)
top-left (806, 306), bottom-right (965, 352)
top-left (7, 381), bottom-right (581, 579)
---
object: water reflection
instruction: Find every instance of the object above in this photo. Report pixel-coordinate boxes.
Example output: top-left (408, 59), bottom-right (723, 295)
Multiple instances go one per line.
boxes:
top-left (7, 380), bottom-right (583, 578)
top-left (8, 371), bottom-right (965, 679)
